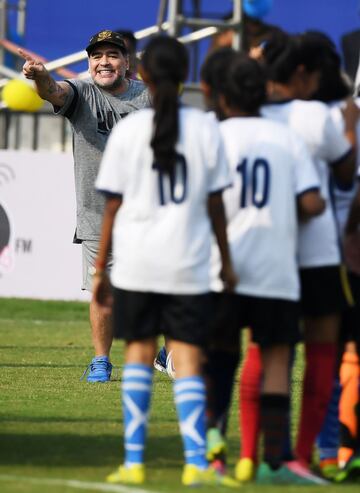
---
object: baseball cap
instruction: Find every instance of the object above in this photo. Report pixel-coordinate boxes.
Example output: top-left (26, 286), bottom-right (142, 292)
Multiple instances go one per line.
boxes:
top-left (243, 0), bottom-right (272, 19)
top-left (86, 30), bottom-right (128, 55)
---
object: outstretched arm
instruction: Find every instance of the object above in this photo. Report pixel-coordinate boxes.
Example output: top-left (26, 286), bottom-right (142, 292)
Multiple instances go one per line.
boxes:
top-left (18, 48), bottom-right (71, 108)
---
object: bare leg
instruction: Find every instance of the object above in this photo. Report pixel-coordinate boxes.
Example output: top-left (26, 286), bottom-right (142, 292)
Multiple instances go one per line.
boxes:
top-left (261, 344), bottom-right (290, 395)
top-left (125, 338), bottom-right (157, 365)
top-left (304, 314), bottom-right (340, 343)
top-left (167, 340), bottom-right (203, 378)
top-left (89, 298), bottom-right (113, 357)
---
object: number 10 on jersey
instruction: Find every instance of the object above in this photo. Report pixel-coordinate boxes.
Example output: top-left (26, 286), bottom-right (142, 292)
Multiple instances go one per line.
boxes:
top-left (236, 158), bottom-right (270, 208)
top-left (153, 154), bottom-right (188, 205)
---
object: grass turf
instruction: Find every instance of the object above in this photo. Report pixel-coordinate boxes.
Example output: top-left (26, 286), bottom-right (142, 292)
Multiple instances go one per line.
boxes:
top-left (0, 298), bottom-right (358, 492)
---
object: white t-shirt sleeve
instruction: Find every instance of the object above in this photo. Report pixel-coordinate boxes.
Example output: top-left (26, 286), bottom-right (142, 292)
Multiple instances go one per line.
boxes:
top-left (321, 110), bottom-right (352, 165)
top-left (96, 122), bottom-right (127, 195)
top-left (292, 133), bottom-right (321, 196)
top-left (204, 118), bottom-right (232, 193)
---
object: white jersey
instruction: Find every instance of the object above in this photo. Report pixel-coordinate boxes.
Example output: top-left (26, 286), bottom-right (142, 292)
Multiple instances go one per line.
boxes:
top-left (261, 100), bottom-right (352, 268)
top-left (330, 98), bottom-right (360, 238)
top-left (96, 106), bottom-right (231, 294)
top-left (211, 117), bottom-right (320, 301)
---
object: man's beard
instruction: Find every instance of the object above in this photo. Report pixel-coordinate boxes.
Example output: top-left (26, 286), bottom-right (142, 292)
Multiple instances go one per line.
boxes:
top-left (94, 75), bottom-right (126, 92)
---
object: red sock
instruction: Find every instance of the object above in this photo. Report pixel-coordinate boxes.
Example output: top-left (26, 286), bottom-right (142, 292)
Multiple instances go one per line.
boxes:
top-left (295, 342), bottom-right (337, 464)
top-left (239, 344), bottom-right (262, 460)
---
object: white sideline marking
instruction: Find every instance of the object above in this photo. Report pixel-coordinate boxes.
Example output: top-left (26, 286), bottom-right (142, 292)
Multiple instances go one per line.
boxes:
top-left (0, 474), bottom-right (157, 493)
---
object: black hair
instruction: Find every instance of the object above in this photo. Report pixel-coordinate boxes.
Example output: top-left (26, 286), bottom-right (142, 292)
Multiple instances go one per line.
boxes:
top-left (200, 47), bottom-right (237, 118)
top-left (262, 31), bottom-right (337, 84)
top-left (303, 31), bottom-right (351, 102)
top-left (115, 30), bottom-right (137, 53)
top-left (141, 36), bottom-right (188, 172)
top-left (201, 47), bottom-right (237, 95)
top-left (222, 53), bottom-right (267, 114)
top-left (314, 61), bottom-right (351, 103)
top-left (261, 31), bottom-right (298, 83)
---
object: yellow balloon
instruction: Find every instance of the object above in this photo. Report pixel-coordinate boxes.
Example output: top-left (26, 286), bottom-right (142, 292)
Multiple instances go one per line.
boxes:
top-left (2, 79), bottom-right (44, 112)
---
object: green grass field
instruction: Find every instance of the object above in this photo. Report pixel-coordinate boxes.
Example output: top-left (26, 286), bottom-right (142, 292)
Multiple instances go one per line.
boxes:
top-left (0, 298), bottom-right (358, 493)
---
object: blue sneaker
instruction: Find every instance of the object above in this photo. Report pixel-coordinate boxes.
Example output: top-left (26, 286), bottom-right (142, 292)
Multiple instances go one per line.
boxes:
top-left (153, 346), bottom-right (167, 374)
top-left (81, 356), bottom-right (112, 382)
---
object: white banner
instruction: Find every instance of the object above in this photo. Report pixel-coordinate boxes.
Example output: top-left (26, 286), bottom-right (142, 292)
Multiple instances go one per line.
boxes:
top-left (0, 150), bottom-right (90, 301)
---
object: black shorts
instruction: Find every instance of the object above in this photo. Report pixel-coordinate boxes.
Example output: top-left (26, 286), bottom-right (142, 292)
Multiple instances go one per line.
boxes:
top-left (112, 288), bottom-right (211, 347)
top-left (207, 292), bottom-right (241, 351)
top-left (210, 292), bottom-right (300, 348)
top-left (300, 265), bottom-right (349, 318)
top-left (340, 271), bottom-right (360, 347)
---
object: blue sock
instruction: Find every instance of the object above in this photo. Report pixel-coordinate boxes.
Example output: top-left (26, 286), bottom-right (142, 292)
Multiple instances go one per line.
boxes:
top-left (174, 375), bottom-right (208, 468)
top-left (122, 363), bottom-right (153, 466)
top-left (158, 346), bottom-right (167, 367)
top-left (316, 377), bottom-right (341, 461)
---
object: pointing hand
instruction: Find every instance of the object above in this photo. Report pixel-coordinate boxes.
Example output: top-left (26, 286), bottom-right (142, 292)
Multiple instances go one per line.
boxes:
top-left (18, 48), bottom-right (47, 80)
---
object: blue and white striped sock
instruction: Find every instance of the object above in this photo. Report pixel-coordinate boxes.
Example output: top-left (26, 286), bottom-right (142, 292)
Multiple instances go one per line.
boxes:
top-left (174, 375), bottom-right (208, 468)
top-left (122, 363), bottom-right (153, 466)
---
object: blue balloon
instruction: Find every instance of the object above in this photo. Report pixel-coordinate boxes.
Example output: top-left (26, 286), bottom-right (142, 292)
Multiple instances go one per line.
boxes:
top-left (243, 0), bottom-right (273, 19)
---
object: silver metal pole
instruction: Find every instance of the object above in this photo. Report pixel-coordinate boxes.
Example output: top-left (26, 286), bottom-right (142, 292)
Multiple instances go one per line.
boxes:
top-left (17, 0), bottom-right (26, 38)
top-left (167, 0), bottom-right (179, 37)
top-left (175, 17), bottom-right (241, 29)
top-left (156, 0), bottom-right (168, 32)
top-left (0, 0), bottom-right (7, 65)
top-left (232, 0), bottom-right (242, 51)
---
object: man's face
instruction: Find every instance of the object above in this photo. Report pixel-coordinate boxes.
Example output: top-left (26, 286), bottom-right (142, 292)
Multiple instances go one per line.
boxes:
top-left (88, 43), bottom-right (129, 92)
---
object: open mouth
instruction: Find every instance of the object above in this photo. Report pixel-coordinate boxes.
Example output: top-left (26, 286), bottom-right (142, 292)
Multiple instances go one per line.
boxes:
top-left (97, 70), bottom-right (114, 77)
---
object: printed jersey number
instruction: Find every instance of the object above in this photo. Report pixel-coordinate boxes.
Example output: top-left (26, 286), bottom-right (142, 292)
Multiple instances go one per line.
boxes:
top-left (152, 154), bottom-right (188, 205)
top-left (236, 158), bottom-right (270, 208)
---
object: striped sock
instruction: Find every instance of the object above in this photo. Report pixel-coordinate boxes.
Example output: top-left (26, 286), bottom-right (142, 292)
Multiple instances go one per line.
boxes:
top-left (174, 376), bottom-right (208, 468)
top-left (122, 363), bottom-right (153, 466)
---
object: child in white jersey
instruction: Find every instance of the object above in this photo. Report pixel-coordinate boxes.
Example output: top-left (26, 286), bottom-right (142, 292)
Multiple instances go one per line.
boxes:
top-left (237, 31), bottom-right (358, 477)
top-left (306, 32), bottom-right (360, 481)
top-left (210, 52), bottom-right (325, 485)
top-left (237, 31), bottom-right (360, 483)
top-left (92, 36), bottom-right (237, 487)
